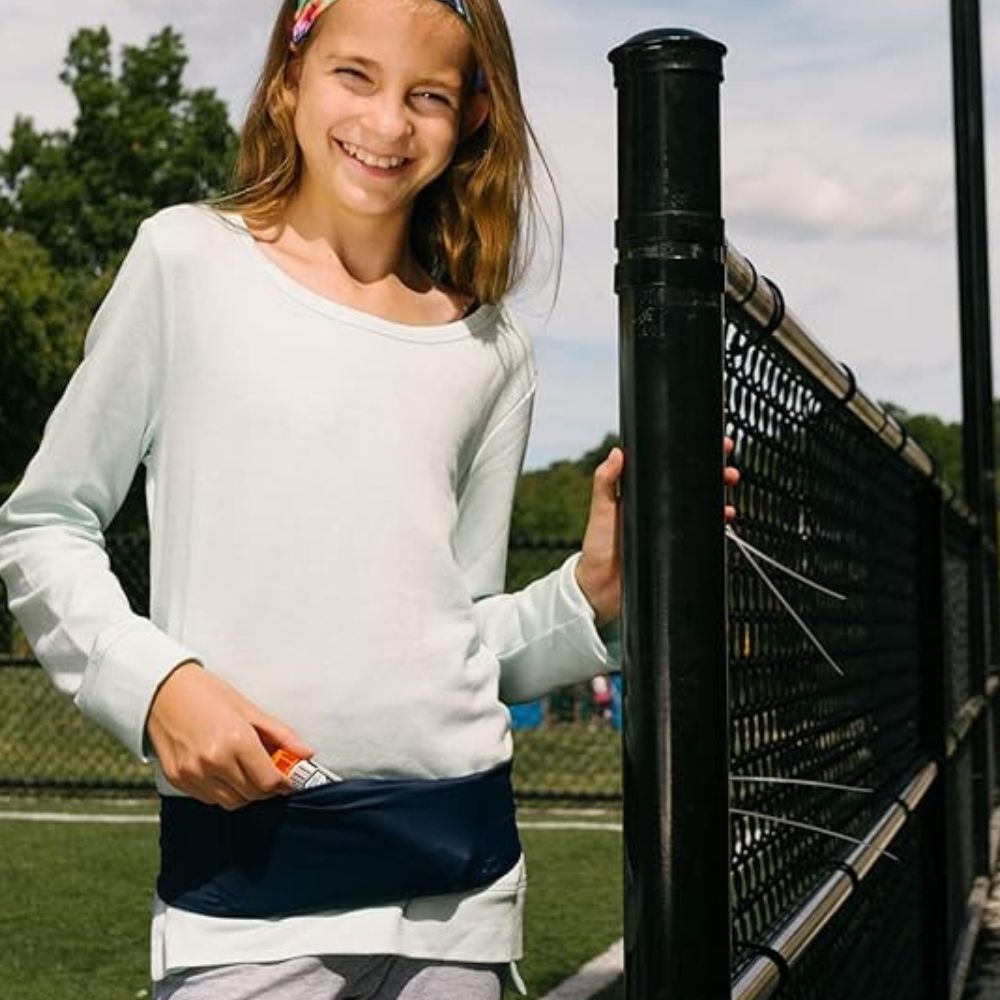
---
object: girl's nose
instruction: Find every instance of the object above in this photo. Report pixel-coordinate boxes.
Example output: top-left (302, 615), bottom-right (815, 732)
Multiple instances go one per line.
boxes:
top-left (363, 93), bottom-right (414, 146)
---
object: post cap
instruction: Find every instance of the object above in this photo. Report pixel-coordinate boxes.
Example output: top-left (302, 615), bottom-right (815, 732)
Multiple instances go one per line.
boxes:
top-left (608, 27), bottom-right (727, 78)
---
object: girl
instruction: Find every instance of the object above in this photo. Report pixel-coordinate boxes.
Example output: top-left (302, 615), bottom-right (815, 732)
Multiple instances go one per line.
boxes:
top-left (0, 1), bottom-right (736, 996)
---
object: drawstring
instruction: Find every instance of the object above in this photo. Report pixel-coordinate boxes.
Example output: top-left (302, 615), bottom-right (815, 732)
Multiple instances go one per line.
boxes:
top-left (508, 960), bottom-right (528, 995)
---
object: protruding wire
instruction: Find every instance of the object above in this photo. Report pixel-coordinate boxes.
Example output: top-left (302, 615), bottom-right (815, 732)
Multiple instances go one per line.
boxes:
top-left (725, 526), bottom-right (847, 601)
top-left (730, 775), bottom-right (874, 795)
top-left (727, 529), bottom-right (847, 677)
top-left (730, 807), bottom-right (899, 862)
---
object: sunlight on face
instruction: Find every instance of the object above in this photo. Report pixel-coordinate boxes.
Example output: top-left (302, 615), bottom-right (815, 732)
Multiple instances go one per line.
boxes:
top-left (287, 0), bottom-right (482, 221)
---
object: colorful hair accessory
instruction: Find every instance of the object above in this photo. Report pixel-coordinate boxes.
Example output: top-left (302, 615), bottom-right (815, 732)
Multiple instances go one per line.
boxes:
top-left (292, 0), bottom-right (473, 47)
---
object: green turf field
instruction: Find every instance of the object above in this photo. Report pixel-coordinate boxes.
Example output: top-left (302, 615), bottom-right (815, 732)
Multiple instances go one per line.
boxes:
top-left (0, 799), bottom-right (623, 1000)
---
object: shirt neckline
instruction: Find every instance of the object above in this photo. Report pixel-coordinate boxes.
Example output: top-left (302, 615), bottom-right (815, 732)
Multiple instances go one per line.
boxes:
top-left (207, 206), bottom-right (497, 344)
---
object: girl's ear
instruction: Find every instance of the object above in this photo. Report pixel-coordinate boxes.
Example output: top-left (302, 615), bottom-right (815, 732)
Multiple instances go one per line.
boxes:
top-left (460, 91), bottom-right (491, 141)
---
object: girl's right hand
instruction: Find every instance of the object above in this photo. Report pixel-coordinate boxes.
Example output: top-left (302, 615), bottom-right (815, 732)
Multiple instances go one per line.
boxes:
top-left (145, 661), bottom-right (315, 811)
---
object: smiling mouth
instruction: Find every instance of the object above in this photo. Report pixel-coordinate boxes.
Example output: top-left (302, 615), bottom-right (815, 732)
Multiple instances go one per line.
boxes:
top-left (336, 139), bottom-right (411, 172)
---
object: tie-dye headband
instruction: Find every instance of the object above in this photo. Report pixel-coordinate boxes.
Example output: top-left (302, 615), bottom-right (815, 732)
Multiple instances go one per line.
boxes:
top-left (292, 0), bottom-right (473, 47)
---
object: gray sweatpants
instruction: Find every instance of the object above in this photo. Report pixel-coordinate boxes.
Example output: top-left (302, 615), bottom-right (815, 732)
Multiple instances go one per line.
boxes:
top-left (153, 954), bottom-right (509, 1000)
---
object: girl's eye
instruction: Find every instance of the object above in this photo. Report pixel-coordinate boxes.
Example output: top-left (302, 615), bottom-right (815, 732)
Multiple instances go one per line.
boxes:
top-left (335, 68), bottom-right (369, 82)
top-left (415, 91), bottom-right (453, 108)
top-left (333, 70), bottom-right (453, 109)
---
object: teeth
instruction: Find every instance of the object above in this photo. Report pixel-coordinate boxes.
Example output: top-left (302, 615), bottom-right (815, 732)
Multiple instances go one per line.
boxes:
top-left (341, 141), bottom-right (406, 170)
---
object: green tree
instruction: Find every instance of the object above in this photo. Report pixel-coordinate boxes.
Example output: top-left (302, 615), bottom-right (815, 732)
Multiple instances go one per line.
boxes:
top-left (507, 432), bottom-right (620, 592)
top-left (1, 24), bottom-right (238, 527)
top-left (0, 230), bottom-right (97, 494)
top-left (881, 400), bottom-right (964, 492)
top-left (0, 25), bottom-right (237, 276)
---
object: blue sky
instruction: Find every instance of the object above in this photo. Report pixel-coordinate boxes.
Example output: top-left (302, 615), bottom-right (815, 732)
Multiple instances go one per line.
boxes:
top-left (1, 0), bottom-right (997, 470)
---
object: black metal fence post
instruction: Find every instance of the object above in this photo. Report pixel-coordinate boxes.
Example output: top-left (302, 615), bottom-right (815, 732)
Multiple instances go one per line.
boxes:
top-left (608, 29), bottom-right (730, 1000)
top-left (950, 0), bottom-right (997, 872)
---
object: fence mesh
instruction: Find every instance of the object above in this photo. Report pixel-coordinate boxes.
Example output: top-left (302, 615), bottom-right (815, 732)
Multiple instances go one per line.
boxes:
top-left (724, 292), bottom-right (982, 995)
top-left (945, 511), bottom-right (974, 721)
top-left (724, 302), bottom-right (923, 978)
top-left (0, 529), bottom-right (621, 800)
top-left (772, 819), bottom-right (925, 1000)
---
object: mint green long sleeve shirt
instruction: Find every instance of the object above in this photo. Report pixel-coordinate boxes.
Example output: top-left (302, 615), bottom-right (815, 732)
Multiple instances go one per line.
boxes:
top-left (0, 203), bottom-right (621, 982)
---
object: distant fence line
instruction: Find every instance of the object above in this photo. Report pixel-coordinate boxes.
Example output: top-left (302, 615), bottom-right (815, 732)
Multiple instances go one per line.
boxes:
top-left (0, 534), bottom-right (623, 802)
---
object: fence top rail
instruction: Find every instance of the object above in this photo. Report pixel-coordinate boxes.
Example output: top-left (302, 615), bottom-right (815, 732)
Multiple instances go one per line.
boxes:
top-left (725, 241), bottom-right (974, 524)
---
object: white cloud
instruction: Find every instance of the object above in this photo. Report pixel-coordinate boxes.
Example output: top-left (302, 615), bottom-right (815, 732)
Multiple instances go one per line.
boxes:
top-left (727, 153), bottom-right (953, 243)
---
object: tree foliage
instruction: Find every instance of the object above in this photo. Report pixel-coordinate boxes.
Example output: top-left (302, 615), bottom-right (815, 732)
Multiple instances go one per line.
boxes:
top-left (0, 25), bottom-right (237, 277)
top-left (507, 432), bottom-right (621, 592)
top-left (881, 399), bottom-right (1000, 502)
top-left (0, 231), bottom-right (96, 494)
top-left (1, 24), bottom-right (237, 519)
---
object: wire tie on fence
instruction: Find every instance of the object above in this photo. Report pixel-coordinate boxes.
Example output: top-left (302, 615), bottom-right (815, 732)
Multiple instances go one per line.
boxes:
top-left (731, 253), bottom-right (759, 308)
top-left (759, 276), bottom-right (785, 336)
top-left (820, 858), bottom-right (861, 890)
top-left (736, 941), bottom-right (791, 988)
top-left (836, 362), bottom-right (857, 406)
top-left (875, 408), bottom-right (891, 439)
top-left (889, 793), bottom-right (912, 818)
top-left (892, 424), bottom-right (909, 455)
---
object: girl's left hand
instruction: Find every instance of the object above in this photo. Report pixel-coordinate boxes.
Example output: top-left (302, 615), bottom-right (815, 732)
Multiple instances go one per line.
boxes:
top-left (575, 438), bottom-right (741, 627)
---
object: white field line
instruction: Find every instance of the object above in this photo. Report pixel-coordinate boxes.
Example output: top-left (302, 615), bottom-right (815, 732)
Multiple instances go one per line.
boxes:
top-left (0, 796), bottom-right (153, 806)
top-left (538, 938), bottom-right (625, 1000)
top-left (0, 811), bottom-right (623, 832)
top-left (0, 811), bottom-right (158, 824)
top-left (519, 808), bottom-right (621, 818)
top-left (520, 822), bottom-right (622, 832)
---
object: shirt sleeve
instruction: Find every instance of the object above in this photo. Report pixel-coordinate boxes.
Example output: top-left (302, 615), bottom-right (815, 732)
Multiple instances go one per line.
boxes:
top-left (454, 364), bottom-right (622, 706)
top-left (0, 217), bottom-right (204, 762)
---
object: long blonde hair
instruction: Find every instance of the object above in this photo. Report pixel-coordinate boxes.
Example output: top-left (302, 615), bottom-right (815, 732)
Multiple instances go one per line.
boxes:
top-left (203, 0), bottom-right (562, 305)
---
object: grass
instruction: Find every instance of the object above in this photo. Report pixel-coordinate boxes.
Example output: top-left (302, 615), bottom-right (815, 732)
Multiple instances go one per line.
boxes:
top-left (0, 815), bottom-right (157, 999)
top-left (519, 826), bottom-right (623, 997)
top-left (0, 800), bottom-right (623, 1000)
top-left (0, 669), bottom-right (626, 996)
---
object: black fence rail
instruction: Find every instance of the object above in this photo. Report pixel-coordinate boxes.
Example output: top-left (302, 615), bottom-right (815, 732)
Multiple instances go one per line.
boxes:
top-left (0, 534), bottom-right (624, 801)
top-left (608, 24), bottom-right (999, 1000)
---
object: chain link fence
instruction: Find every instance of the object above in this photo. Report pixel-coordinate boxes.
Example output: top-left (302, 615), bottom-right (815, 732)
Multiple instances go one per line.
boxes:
top-left (720, 242), bottom-right (998, 998)
top-left (0, 531), bottom-right (623, 800)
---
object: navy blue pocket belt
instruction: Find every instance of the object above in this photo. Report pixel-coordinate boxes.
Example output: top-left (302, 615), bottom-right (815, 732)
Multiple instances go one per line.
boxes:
top-left (157, 759), bottom-right (522, 919)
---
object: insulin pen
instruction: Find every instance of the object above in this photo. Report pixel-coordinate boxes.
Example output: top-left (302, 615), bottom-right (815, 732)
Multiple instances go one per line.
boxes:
top-left (270, 748), bottom-right (343, 790)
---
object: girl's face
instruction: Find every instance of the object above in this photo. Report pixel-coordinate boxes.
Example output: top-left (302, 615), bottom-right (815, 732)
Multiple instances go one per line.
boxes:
top-left (285, 0), bottom-right (488, 224)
